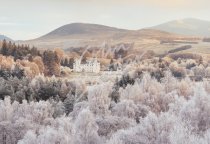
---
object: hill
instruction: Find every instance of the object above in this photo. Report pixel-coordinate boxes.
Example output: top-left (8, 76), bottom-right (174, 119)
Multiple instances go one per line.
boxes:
top-left (151, 18), bottom-right (210, 37)
top-left (22, 23), bottom-right (194, 51)
top-left (19, 22), bottom-right (210, 58)
top-left (39, 23), bottom-right (128, 39)
top-left (0, 34), bottom-right (13, 41)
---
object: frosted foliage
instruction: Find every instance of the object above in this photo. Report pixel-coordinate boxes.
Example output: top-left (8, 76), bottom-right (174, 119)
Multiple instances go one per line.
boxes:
top-left (0, 97), bottom-right (53, 123)
top-left (112, 100), bottom-right (137, 119)
top-left (192, 65), bottom-right (205, 77)
top-left (69, 101), bottom-right (89, 120)
top-left (203, 80), bottom-right (210, 93)
top-left (119, 75), bottom-right (175, 113)
top-left (108, 112), bottom-right (177, 144)
top-left (73, 109), bottom-right (101, 144)
top-left (119, 73), bottom-right (164, 104)
top-left (96, 115), bottom-right (136, 137)
top-left (111, 100), bottom-right (149, 120)
top-left (177, 77), bottom-right (194, 98)
top-left (18, 126), bottom-right (73, 144)
top-left (161, 71), bottom-right (178, 93)
top-left (169, 122), bottom-right (203, 144)
top-left (0, 97), bottom-right (14, 121)
top-left (0, 97), bottom-right (54, 143)
top-left (52, 101), bottom-right (65, 117)
top-left (205, 67), bottom-right (210, 77)
top-left (119, 73), bottom-right (164, 101)
top-left (2, 71), bottom-right (210, 143)
top-left (18, 131), bottom-right (37, 144)
top-left (180, 85), bottom-right (210, 133)
top-left (119, 82), bottom-right (145, 102)
top-left (88, 83), bottom-right (112, 115)
top-left (168, 95), bottom-right (187, 116)
top-left (203, 130), bottom-right (210, 143)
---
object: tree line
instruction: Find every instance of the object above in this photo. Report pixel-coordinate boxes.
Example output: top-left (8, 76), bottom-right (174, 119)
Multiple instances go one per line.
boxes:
top-left (0, 39), bottom-right (41, 60)
top-left (0, 40), bottom-right (62, 76)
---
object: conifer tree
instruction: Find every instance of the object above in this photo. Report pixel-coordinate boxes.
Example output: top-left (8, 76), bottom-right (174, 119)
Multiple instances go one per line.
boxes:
top-left (1, 39), bottom-right (8, 56)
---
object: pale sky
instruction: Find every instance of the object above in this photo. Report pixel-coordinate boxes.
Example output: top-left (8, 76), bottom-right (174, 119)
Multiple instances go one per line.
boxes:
top-left (0, 0), bottom-right (210, 40)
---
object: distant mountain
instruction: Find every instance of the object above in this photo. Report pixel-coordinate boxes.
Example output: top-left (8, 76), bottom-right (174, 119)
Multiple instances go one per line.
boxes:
top-left (0, 34), bottom-right (13, 41)
top-left (151, 18), bottom-right (210, 37)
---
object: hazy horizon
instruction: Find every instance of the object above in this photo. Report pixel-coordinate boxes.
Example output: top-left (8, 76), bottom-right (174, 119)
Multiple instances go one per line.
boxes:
top-left (0, 0), bottom-right (210, 40)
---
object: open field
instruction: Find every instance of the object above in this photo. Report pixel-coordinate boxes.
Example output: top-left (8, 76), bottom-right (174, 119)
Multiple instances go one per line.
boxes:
top-left (66, 71), bottom-right (123, 84)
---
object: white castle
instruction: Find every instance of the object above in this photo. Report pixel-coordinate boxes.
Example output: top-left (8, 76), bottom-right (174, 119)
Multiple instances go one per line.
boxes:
top-left (73, 58), bottom-right (100, 73)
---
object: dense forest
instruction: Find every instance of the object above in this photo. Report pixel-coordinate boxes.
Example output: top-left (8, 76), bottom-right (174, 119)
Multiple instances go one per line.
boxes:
top-left (0, 40), bottom-right (63, 77)
top-left (1, 40), bottom-right (210, 143)
top-left (2, 70), bottom-right (210, 144)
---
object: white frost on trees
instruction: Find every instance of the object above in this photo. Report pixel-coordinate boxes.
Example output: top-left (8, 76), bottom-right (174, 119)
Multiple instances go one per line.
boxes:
top-left (88, 82), bottom-right (112, 115)
top-left (73, 109), bottom-right (102, 144)
top-left (1, 71), bottom-right (210, 143)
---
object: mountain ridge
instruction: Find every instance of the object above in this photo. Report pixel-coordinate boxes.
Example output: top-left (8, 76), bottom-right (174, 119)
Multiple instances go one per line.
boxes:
top-left (0, 34), bottom-right (13, 41)
top-left (18, 19), bottom-right (203, 50)
top-left (31, 18), bottom-right (209, 41)
top-left (150, 18), bottom-right (210, 37)
top-left (38, 23), bottom-right (130, 40)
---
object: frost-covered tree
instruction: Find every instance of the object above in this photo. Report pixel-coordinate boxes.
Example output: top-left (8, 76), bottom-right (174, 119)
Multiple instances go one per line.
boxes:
top-left (161, 71), bottom-right (178, 93)
top-left (180, 85), bottom-right (210, 134)
top-left (88, 83), bottom-right (112, 115)
top-left (96, 115), bottom-right (136, 137)
top-left (169, 121), bottom-right (203, 144)
top-left (192, 65), bottom-right (205, 80)
top-left (73, 109), bottom-right (102, 144)
top-left (111, 100), bottom-right (149, 122)
top-left (19, 125), bottom-right (74, 144)
top-left (108, 112), bottom-right (177, 144)
top-left (69, 101), bottom-right (89, 120)
top-left (1, 54), bottom-right (210, 144)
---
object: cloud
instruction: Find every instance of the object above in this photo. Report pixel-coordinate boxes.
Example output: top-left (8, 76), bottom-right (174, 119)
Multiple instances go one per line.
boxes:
top-left (70, 0), bottom-right (210, 9)
top-left (0, 16), bottom-right (23, 26)
top-left (145, 0), bottom-right (210, 9)
top-left (1, 0), bottom-right (210, 40)
top-left (0, 22), bottom-right (20, 26)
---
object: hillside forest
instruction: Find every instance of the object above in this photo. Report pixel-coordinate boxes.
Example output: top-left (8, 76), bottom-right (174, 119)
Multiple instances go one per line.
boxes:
top-left (1, 39), bottom-right (210, 144)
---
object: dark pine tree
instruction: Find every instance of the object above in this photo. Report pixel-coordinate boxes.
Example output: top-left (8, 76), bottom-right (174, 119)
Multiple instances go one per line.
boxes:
top-left (64, 58), bottom-right (69, 67)
top-left (1, 39), bottom-right (8, 56)
top-left (68, 58), bottom-right (74, 69)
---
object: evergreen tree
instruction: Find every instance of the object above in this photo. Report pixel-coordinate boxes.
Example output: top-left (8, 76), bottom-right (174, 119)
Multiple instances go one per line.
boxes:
top-left (68, 58), bottom-right (74, 69)
top-left (30, 47), bottom-right (39, 56)
top-left (109, 59), bottom-right (115, 71)
top-left (199, 57), bottom-right (203, 65)
top-left (12, 47), bottom-right (17, 60)
top-left (28, 55), bottom-right (33, 62)
top-left (4, 41), bottom-right (13, 56)
top-left (1, 39), bottom-right (8, 56)
top-left (64, 58), bottom-right (69, 67)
